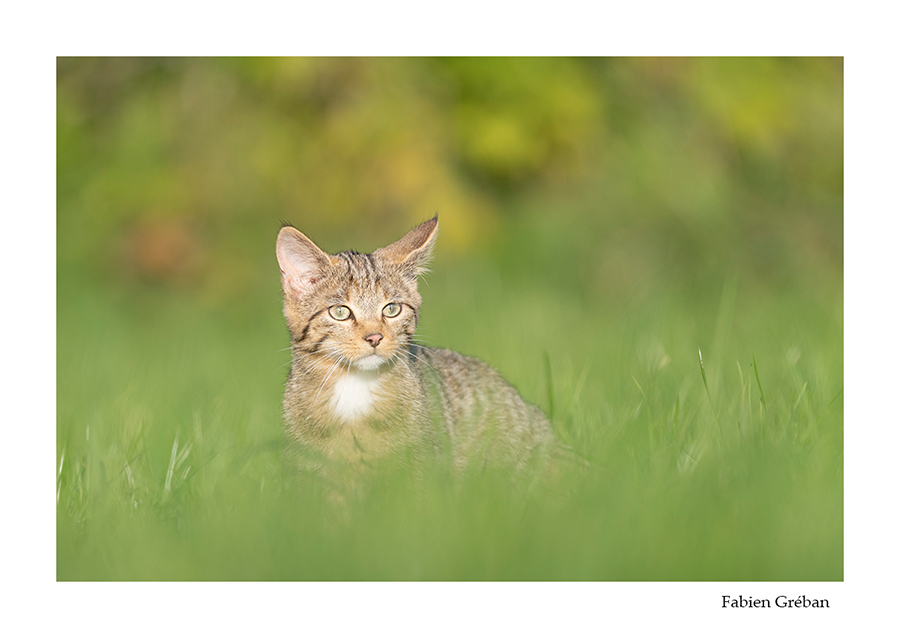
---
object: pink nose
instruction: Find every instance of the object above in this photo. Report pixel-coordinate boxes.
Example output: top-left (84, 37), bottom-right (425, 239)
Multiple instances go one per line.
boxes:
top-left (364, 333), bottom-right (383, 347)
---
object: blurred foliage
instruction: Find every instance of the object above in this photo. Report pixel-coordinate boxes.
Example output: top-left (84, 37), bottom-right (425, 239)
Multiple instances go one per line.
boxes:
top-left (57, 57), bottom-right (842, 311)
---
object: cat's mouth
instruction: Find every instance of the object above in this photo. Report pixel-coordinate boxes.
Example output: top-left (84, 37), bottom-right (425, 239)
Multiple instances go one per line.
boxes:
top-left (352, 352), bottom-right (389, 371)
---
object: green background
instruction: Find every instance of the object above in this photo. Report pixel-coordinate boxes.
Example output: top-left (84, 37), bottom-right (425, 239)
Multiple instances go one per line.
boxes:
top-left (57, 57), bottom-right (842, 580)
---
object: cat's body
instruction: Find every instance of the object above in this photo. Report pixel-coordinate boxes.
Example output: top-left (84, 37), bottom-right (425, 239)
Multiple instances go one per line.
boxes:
top-left (276, 217), bottom-right (554, 489)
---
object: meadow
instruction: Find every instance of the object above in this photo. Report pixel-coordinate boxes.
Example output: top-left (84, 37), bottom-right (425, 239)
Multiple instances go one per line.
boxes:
top-left (57, 58), bottom-right (842, 581)
top-left (56, 226), bottom-right (842, 581)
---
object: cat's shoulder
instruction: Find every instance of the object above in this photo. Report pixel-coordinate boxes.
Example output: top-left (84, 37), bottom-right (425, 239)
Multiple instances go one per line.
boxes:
top-left (419, 346), bottom-right (479, 366)
top-left (416, 346), bottom-right (506, 381)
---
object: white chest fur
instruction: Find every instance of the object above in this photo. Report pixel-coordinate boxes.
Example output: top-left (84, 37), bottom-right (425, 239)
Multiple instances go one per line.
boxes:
top-left (330, 370), bottom-right (381, 421)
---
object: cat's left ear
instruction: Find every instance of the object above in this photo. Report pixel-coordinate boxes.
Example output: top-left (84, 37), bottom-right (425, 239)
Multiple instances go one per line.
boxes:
top-left (375, 216), bottom-right (438, 276)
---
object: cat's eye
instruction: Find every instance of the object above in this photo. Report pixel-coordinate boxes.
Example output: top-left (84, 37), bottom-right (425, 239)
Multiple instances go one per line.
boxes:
top-left (383, 303), bottom-right (402, 318)
top-left (329, 305), bottom-right (352, 321)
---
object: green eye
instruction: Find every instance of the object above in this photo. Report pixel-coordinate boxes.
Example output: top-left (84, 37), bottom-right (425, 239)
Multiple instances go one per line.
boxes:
top-left (383, 303), bottom-right (401, 318)
top-left (329, 305), bottom-right (351, 321)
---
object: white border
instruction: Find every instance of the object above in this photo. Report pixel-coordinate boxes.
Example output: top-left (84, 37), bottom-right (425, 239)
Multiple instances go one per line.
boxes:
top-left (5, 2), bottom-right (895, 634)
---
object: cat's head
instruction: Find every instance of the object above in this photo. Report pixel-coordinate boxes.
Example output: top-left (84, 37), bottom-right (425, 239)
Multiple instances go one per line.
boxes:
top-left (276, 217), bottom-right (438, 372)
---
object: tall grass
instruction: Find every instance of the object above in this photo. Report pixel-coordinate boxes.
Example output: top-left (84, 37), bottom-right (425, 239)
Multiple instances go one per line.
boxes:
top-left (57, 264), bottom-right (842, 581)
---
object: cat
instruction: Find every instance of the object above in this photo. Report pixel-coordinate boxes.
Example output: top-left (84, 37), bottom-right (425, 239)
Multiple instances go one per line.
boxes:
top-left (276, 216), bottom-right (556, 492)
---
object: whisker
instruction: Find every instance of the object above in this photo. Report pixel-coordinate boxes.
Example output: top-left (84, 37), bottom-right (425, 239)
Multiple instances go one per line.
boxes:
top-left (394, 349), bottom-right (429, 381)
top-left (312, 356), bottom-right (345, 406)
top-left (395, 353), bottom-right (414, 378)
top-left (404, 347), bottom-right (437, 374)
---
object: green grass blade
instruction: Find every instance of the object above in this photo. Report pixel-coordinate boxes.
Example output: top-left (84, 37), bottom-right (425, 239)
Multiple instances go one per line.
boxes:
top-left (752, 354), bottom-right (767, 411)
top-left (698, 347), bottom-right (722, 434)
top-left (543, 350), bottom-right (555, 421)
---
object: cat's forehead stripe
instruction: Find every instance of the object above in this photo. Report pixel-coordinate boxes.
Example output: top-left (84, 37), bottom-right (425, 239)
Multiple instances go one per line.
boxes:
top-left (335, 250), bottom-right (399, 300)
top-left (338, 251), bottom-right (376, 286)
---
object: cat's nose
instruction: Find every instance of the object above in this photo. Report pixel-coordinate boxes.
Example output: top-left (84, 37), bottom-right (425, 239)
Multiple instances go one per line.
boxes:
top-left (364, 333), bottom-right (383, 347)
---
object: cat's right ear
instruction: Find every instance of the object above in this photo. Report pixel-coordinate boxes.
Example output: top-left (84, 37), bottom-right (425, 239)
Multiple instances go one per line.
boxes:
top-left (276, 226), bottom-right (332, 300)
top-left (375, 216), bottom-right (439, 276)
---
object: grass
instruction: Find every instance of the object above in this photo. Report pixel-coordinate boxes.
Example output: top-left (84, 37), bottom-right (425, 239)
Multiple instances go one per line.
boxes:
top-left (57, 263), bottom-right (842, 581)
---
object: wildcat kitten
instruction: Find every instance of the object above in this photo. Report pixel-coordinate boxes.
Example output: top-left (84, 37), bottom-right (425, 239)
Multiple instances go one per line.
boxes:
top-left (276, 216), bottom-right (554, 488)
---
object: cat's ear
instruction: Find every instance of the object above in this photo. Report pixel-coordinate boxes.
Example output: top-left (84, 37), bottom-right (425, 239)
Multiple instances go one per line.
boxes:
top-left (375, 216), bottom-right (438, 276)
top-left (276, 226), bottom-right (332, 299)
